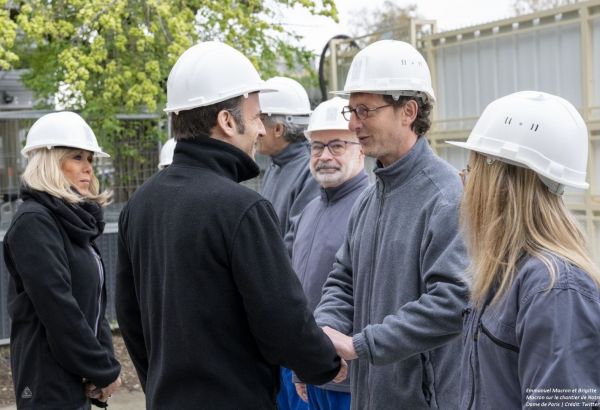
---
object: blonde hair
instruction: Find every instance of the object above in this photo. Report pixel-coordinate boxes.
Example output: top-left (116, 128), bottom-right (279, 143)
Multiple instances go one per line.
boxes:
top-left (22, 147), bottom-right (111, 206)
top-left (461, 152), bottom-right (600, 307)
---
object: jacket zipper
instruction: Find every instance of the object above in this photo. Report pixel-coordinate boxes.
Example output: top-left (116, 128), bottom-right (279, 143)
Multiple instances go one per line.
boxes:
top-left (480, 323), bottom-right (520, 353)
top-left (367, 180), bottom-right (385, 408)
top-left (467, 321), bottom-right (478, 410)
top-left (89, 244), bottom-right (104, 336)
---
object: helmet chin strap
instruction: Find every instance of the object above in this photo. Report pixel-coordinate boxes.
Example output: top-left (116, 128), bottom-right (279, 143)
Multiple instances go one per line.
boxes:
top-left (485, 155), bottom-right (564, 195)
top-left (538, 175), bottom-right (565, 196)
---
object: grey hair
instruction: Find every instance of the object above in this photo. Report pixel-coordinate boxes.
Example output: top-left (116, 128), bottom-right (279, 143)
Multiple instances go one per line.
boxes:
top-left (262, 115), bottom-right (308, 143)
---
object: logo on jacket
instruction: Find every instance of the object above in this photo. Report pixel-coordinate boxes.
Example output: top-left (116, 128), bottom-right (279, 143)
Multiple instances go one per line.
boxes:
top-left (21, 387), bottom-right (32, 399)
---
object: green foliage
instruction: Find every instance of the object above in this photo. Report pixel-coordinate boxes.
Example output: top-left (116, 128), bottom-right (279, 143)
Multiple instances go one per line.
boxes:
top-left (0, 1), bottom-right (18, 70)
top-left (13, 0), bottom-right (337, 120)
top-left (7, 0), bottom-right (338, 200)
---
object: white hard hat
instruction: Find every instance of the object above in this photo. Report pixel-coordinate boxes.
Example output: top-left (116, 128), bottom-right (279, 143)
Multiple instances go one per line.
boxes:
top-left (447, 91), bottom-right (589, 191)
top-left (165, 41), bottom-right (274, 114)
top-left (21, 111), bottom-right (109, 158)
top-left (333, 40), bottom-right (435, 103)
top-left (158, 138), bottom-right (176, 169)
top-left (259, 77), bottom-right (311, 124)
top-left (304, 97), bottom-right (349, 139)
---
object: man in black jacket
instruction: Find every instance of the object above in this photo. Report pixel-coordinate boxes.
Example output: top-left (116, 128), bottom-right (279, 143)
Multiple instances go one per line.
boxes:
top-left (115, 41), bottom-right (345, 410)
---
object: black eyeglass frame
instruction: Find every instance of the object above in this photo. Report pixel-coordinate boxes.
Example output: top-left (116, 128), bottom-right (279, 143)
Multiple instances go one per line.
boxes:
top-left (341, 103), bottom-right (393, 121)
top-left (310, 139), bottom-right (361, 157)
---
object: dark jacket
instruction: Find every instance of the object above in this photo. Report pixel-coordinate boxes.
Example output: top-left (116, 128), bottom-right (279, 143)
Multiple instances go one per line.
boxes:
top-left (315, 138), bottom-right (469, 409)
top-left (291, 170), bottom-right (370, 393)
top-left (116, 137), bottom-right (341, 410)
top-left (261, 141), bottom-right (319, 253)
top-left (3, 188), bottom-right (120, 410)
top-left (461, 256), bottom-right (600, 410)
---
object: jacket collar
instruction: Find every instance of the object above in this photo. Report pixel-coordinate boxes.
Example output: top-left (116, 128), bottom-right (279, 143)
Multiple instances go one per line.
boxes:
top-left (271, 141), bottom-right (310, 167)
top-left (320, 170), bottom-right (369, 203)
top-left (172, 136), bottom-right (260, 183)
top-left (374, 137), bottom-right (433, 192)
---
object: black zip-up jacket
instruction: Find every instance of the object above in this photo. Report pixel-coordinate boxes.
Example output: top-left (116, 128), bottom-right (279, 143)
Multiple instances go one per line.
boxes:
top-left (116, 137), bottom-right (341, 410)
top-left (3, 188), bottom-right (121, 410)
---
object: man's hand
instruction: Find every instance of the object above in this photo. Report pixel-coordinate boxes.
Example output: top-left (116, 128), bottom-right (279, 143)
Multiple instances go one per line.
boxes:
top-left (332, 358), bottom-right (348, 383)
top-left (295, 383), bottom-right (308, 403)
top-left (323, 326), bottom-right (358, 360)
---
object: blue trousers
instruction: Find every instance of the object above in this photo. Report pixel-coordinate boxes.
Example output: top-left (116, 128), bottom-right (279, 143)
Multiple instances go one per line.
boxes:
top-left (277, 367), bottom-right (308, 410)
top-left (307, 385), bottom-right (350, 410)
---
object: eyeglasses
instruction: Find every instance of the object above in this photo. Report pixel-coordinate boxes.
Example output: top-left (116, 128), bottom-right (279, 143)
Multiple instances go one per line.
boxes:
top-left (341, 104), bottom-right (393, 121)
top-left (310, 140), bottom-right (361, 157)
top-left (459, 164), bottom-right (471, 185)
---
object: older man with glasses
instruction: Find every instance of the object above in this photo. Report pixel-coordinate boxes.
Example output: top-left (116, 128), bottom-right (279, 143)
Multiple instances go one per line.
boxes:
top-left (286, 97), bottom-right (369, 410)
top-left (313, 40), bottom-right (469, 410)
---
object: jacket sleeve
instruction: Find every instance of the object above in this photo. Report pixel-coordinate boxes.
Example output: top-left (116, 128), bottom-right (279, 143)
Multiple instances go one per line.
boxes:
top-left (352, 200), bottom-right (469, 365)
top-left (230, 199), bottom-right (341, 385)
top-left (97, 316), bottom-right (116, 358)
top-left (4, 212), bottom-right (121, 388)
top-left (115, 206), bottom-right (148, 390)
top-left (313, 226), bottom-right (356, 335)
top-left (517, 285), bottom-right (600, 406)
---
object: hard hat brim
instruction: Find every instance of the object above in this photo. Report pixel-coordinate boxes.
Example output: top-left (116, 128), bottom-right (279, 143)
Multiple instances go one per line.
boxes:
top-left (445, 140), bottom-right (589, 190)
top-left (164, 85), bottom-right (277, 114)
top-left (21, 144), bottom-right (111, 158)
top-left (330, 89), bottom-right (436, 103)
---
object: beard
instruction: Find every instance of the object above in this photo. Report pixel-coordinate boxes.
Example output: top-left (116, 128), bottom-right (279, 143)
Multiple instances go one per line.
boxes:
top-left (312, 164), bottom-right (345, 188)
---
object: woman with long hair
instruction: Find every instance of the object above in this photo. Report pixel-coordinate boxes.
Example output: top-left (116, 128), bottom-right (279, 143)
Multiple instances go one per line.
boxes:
top-left (448, 91), bottom-right (600, 409)
top-left (3, 112), bottom-right (121, 409)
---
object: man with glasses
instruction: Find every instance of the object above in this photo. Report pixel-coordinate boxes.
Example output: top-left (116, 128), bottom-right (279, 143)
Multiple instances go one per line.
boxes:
top-left (288, 97), bottom-right (369, 410)
top-left (258, 76), bottom-right (320, 254)
top-left (314, 40), bottom-right (468, 409)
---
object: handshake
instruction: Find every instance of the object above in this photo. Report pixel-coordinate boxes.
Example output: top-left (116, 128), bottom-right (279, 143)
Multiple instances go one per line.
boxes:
top-left (295, 326), bottom-right (357, 402)
top-left (322, 325), bottom-right (357, 384)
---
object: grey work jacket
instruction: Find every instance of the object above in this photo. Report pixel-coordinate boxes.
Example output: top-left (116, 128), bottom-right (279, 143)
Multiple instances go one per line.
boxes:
top-left (291, 171), bottom-right (370, 393)
top-left (261, 141), bottom-right (319, 253)
top-left (461, 256), bottom-right (600, 410)
top-left (315, 137), bottom-right (469, 409)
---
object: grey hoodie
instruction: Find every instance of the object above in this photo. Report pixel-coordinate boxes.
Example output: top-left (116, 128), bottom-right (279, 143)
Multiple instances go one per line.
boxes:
top-left (461, 256), bottom-right (600, 410)
top-left (314, 137), bottom-right (469, 410)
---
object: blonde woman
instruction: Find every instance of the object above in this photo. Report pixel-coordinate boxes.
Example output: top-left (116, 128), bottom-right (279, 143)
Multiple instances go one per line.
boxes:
top-left (3, 112), bottom-right (121, 409)
top-left (448, 91), bottom-right (600, 409)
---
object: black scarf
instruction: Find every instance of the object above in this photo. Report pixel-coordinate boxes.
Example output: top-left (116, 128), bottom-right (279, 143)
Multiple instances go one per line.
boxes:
top-left (20, 186), bottom-right (105, 245)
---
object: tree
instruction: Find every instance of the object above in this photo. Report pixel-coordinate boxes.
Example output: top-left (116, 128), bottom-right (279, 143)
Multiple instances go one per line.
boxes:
top-left (0, 0), bottom-right (18, 70)
top-left (349, 1), bottom-right (418, 39)
top-left (512, 0), bottom-right (580, 15)
top-left (8, 0), bottom-right (338, 200)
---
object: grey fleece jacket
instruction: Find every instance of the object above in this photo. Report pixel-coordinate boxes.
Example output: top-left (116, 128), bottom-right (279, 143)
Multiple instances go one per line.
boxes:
top-left (261, 141), bottom-right (320, 253)
top-left (461, 256), bottom-right (600, 410)
top-left (291, 170), bottom-right (370, 393)
top-left (314, 137), bottom-right (469, 410)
